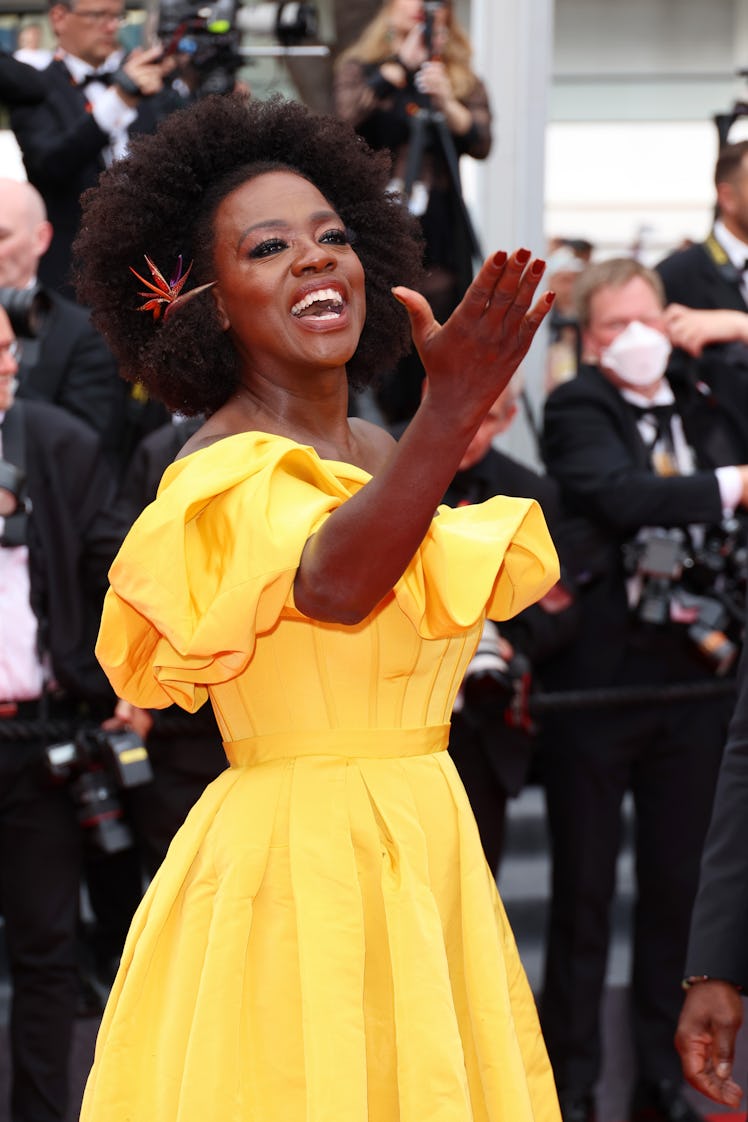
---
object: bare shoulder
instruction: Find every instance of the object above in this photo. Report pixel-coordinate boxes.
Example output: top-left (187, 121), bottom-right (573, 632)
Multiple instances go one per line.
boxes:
top-left (349, 417), bottom-right (397, 472)
top-left (176, 426), bottom-right (228, 460)
top-left (175, 399), bottom-right (252, 460)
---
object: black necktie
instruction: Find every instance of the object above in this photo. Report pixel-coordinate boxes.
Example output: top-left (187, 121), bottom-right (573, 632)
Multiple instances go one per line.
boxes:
top-left (66, 64), bottom-right (115, 91)
top-left (631, 403), bottom-right (679, 476)
top-left (630, 402), bottom-right (676, 425)
top-left (82, 69), bottom-right (115, 87)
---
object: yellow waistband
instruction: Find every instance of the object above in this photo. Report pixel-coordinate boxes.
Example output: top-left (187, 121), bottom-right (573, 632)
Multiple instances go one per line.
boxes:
top-left (223, 725), bottom-right (450, 767)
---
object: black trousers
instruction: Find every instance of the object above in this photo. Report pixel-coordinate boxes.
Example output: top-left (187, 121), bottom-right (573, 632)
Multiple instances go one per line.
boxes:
top-left (127, 719), bottom-right (227, 876)
top-left (538, 679), bottom-right (730, 1098)
top-left (0, 723), bottom-right (81, 1122)
top-left (83, 716), bottom-right (227, 983)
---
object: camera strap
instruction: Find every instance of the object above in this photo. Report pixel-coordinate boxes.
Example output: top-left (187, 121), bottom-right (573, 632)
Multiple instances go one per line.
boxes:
top-left (702, 233), bottom-right (746, 294)
top-left (0, 401), bottom-right (28, 547)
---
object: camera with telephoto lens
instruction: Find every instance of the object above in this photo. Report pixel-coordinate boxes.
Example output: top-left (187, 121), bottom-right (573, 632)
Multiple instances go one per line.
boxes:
top-left (153, 0), bottom-right (318, 96)
top-left (0, 284), bottom-right (50, 340)
top-left (623, 521), bottom-right (747, 676)
top-left (44, 728), bottom-right (153, 854)
top-left (461, 620), bottom-right (534, 733)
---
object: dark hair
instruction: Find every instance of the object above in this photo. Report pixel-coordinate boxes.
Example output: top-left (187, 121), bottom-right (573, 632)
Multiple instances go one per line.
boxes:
top-left (715, 140), bottom-right (748, 188)
top-left (73, 94), bottom-right (425, 416)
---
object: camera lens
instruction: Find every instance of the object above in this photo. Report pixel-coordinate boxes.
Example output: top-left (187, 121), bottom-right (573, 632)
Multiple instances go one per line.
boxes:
top-left (0, 284), bottom-right (51, 339)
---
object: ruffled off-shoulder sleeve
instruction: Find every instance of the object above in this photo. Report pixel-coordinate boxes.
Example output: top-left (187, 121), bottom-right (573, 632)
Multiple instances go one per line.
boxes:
top-left (96, 433), bottom-right (559, 711)
top-left (395, 496), bottom-right (559, 638)
top-left (96, 434), bottom-right (351, 711)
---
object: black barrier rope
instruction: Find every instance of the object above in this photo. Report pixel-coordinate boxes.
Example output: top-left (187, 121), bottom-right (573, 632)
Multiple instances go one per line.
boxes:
top-left (0, 709), bottom-right (221, 744)
top-left (0, 718), bottom-right (82, 743)
top-left (527, 678), bottom-right (737, 714)
top-left (0, 678), bottom-right (738, 743)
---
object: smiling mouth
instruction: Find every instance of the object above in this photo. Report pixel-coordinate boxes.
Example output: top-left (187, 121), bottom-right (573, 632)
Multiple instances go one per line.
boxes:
top-left (291, 288), bottom-right (345, 320)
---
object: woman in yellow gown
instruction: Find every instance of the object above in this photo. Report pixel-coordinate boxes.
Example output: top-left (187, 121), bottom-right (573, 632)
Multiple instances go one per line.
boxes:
top-left (74, 92), bottom-right (562, 1122)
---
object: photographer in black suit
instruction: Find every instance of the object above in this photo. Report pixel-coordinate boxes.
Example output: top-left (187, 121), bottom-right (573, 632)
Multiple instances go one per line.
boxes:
top-left (0, 302), bottom-right (123, 1122)
top-left (539, 257), bottom-right (748, 1122)
top-left (9, 0), bottom-right (173, 297)
top-left (657, 141), bottom-right (748, 315)
top-left (656, 141), bottom-right (748, 365)
top-left (0, 177), bottom-right (118, 441)
top-left (0, 176), bottom-right (171, 475)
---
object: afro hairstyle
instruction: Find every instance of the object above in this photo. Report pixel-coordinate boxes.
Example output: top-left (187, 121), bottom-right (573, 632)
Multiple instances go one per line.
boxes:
top-left (73, 93), bottom-right (425, 416)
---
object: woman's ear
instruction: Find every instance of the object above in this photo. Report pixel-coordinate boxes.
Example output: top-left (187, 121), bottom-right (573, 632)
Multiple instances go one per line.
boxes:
top-left (212, 286), bottom-right (230, 332)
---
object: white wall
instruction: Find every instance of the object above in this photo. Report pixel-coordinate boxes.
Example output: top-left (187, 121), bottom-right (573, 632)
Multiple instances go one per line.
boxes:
top-left (544, 120), bottom-right (719, 264)
top-left (546, 0), bottom-right (748, 262)
top-left (0, 129), bottom-right (25, 179)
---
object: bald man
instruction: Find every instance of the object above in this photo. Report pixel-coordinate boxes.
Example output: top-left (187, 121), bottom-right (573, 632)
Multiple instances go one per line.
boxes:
top-left (0, 176), bottom-right (118, 443)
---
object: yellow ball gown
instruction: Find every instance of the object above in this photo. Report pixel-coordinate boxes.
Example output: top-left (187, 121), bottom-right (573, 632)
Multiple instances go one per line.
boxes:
top-left (82, 431), bottom-right (562, 1122)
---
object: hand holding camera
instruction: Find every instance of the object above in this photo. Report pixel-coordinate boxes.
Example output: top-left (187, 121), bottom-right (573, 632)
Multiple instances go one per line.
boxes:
top-left (113, 44), bottom-right (170, 105)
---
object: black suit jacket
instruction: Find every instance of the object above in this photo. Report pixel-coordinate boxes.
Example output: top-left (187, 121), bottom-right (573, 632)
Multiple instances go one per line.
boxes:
top-left (0, 51), bottom-right (45, 107)
top-left (656, 236), bottom-right (748, 373)
top-left (16, 288), bottom-right (118, 439)
top-left (685, 628), bottom-right (748, 989)
top-left (7, 399), bottom-right (125, 703)
top-left (116, 417), bottom-right (202, 522)
top-left (541, 361), bottom-right (748, 688)
top-left (656, 237), bottom-right (748, 314)
top-left (10, 59), bottom-right (174, 294)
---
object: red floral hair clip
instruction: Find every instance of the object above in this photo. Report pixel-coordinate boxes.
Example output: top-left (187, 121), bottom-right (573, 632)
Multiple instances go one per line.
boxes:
top-left (129, 254), bottom-right (215, 322)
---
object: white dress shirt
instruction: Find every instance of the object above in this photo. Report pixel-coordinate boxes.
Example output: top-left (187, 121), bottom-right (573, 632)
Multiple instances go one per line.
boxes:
top-left (0, 419), bottom-right (44, 702)
top-left (60, 49), bottom-right (137, 165)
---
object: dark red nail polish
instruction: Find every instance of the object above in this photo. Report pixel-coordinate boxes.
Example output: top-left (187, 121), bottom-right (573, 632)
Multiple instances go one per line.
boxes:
top-left (516, 248), bottom-right (531, 264)
top-left (545, 291), bottom-right (556, 305)
top-left (531, 259), bottom-right (546, 275)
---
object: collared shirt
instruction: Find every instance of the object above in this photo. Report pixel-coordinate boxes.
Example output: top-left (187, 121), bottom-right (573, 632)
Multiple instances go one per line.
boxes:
top-left (59, 48), bottom-right (137, 164)
top-left (713, 218), bottom-right (748, 308)
top-left (621, 382), bottom-right (742, 515)
top-left (0, 418), bottom-right (44, 702)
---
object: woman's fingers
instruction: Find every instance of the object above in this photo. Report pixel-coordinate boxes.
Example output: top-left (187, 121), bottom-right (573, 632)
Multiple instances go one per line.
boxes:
top-left (391, 285), bottom-right (440, 349)
top-left (460, 248), bottom-right (549, 327)
top-left (460, 250), bottom-right (510, 313)
top-left (392, 247), bottom-right (555, 385)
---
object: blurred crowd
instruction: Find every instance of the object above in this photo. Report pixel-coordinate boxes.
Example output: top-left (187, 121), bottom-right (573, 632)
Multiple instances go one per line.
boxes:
top-left (2, 2), bottom-right (748, 1122)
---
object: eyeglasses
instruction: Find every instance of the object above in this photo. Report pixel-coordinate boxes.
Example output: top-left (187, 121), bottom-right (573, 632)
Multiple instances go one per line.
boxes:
top-left (68, 7), bottom-right (127, 25)
top-left (0, 341), bottom-right (22, 362)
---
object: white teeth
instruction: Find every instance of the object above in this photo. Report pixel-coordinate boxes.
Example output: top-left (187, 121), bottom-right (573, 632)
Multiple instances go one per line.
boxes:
top-left (291, 288), bottom-right (344, 317)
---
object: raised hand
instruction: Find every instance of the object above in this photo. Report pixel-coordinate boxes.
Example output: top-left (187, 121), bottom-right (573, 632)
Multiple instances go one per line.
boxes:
top-left (392, 247), bottom-right (554, 427)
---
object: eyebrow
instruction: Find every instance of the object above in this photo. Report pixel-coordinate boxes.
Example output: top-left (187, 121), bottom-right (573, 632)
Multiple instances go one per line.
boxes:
top-left (236, 209), bottom-right (340, 253)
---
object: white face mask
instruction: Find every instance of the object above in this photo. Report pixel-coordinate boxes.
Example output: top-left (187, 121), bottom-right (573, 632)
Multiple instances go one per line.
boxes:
top-left (599, 320), bottom-right (671, 388)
